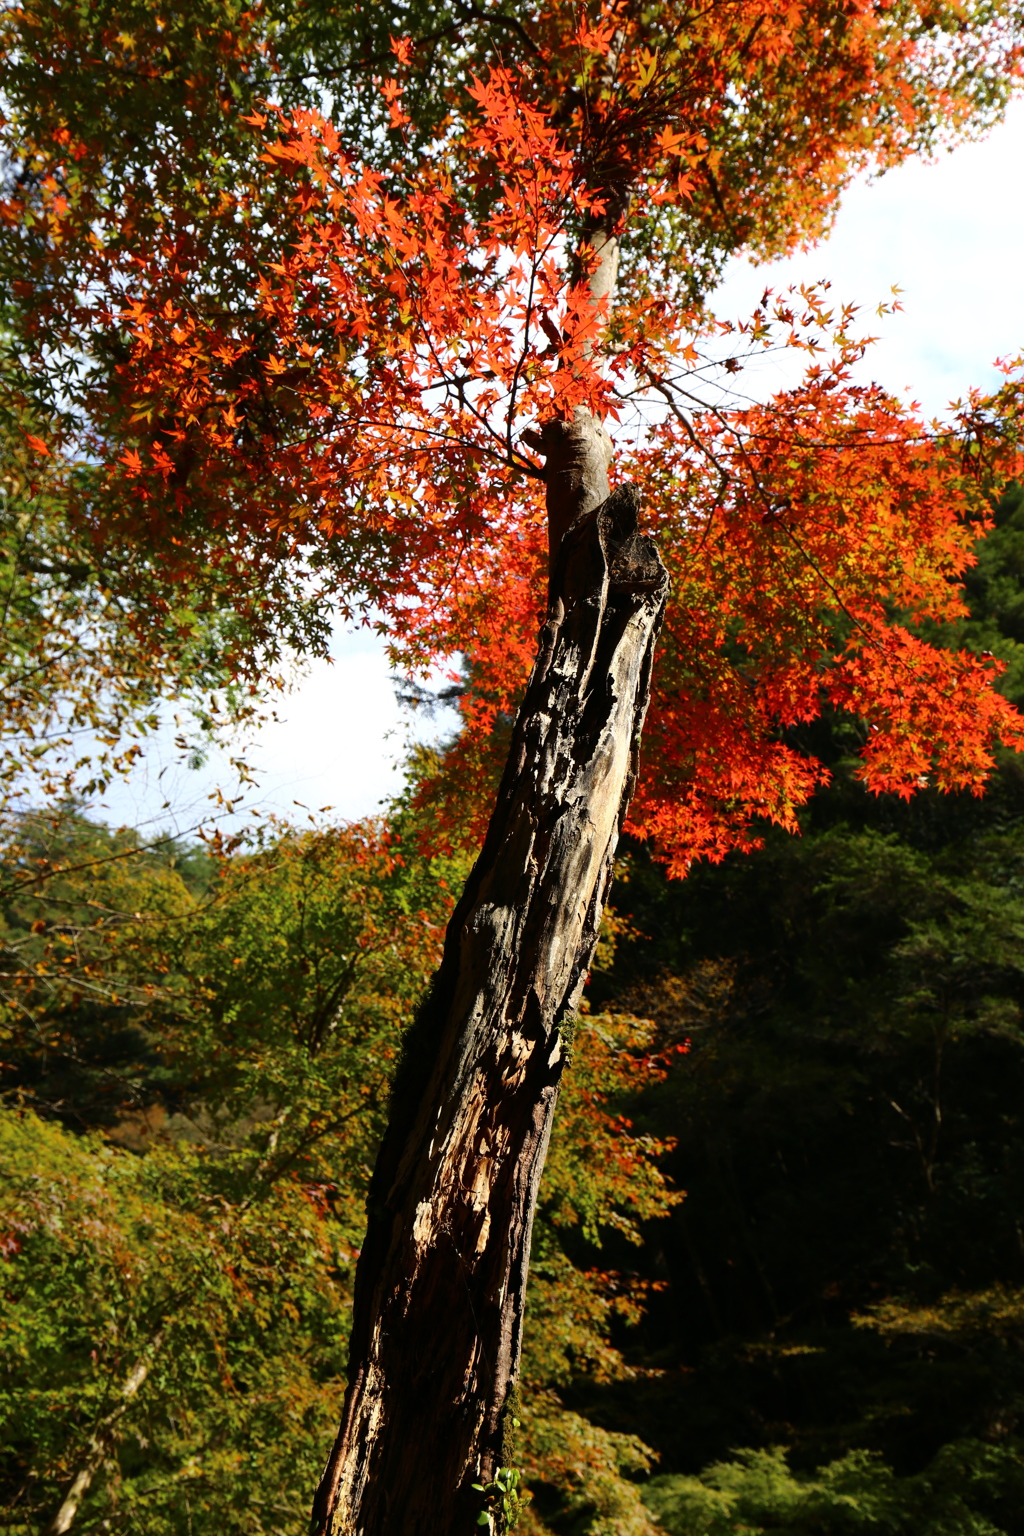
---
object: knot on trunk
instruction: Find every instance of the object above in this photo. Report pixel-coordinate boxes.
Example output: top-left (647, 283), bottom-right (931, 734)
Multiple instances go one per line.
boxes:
top-left (551, 481), bottom-right (667, 626)
top-left (597, 483), bottom-right (665, 594)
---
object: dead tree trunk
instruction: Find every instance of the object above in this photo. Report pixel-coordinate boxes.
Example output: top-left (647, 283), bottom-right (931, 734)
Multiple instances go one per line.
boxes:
top-left (311, 469), bottom-right (668, 1536)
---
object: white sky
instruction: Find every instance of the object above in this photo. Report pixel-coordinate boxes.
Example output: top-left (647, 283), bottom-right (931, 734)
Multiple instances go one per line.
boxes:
top-left (90, 101), bottom-right (1024, 837)
top-left (87, 631), bottom-right (450, 840)
top-left (711, 97), bottom-right (1024, 420)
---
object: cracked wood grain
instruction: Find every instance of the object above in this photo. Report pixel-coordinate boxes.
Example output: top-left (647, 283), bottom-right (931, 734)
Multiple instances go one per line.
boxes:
top-left (312, 481), bottom-right (668, 1536)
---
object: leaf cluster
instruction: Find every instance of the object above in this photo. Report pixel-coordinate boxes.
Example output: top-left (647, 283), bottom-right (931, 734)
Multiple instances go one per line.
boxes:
top-left (0, 806), bottom-right (679, 1536)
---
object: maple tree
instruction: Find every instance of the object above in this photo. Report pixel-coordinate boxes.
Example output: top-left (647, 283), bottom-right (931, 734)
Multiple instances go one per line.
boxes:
top-left (3, 0), bottom-right (1022, 850)
top-left (5, 0), bottom-right (1024, 1530)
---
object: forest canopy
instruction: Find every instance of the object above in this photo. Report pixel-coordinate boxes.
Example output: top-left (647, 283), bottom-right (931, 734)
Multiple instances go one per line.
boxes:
top-left (6, 486), bottom-right (1024, 1531)
top-left (3, 0), bottom-right (1024, 851)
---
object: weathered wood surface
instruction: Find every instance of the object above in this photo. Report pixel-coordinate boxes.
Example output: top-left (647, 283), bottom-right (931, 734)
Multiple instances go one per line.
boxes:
top-left (311, 477), bottom-right (668, 1536)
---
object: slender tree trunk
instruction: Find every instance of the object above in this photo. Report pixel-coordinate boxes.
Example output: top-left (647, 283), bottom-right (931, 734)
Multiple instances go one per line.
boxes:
top-left (311, 473), bottom-right (668, 1536)
top-left (44, 1335), bottom-right (163, 1536)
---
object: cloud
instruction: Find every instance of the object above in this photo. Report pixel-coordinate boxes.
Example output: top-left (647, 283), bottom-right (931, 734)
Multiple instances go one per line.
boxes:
top-left (712, 100), bottom-right (1024, 419)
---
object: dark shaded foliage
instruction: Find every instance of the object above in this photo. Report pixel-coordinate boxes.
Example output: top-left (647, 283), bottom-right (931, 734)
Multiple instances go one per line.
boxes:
top-left (567, 484), bottom-right (1024, 1523)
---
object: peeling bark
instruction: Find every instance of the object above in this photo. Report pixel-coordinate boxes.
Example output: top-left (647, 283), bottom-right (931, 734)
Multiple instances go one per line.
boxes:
top-left (312, 484), bottom-right (668, 1536)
